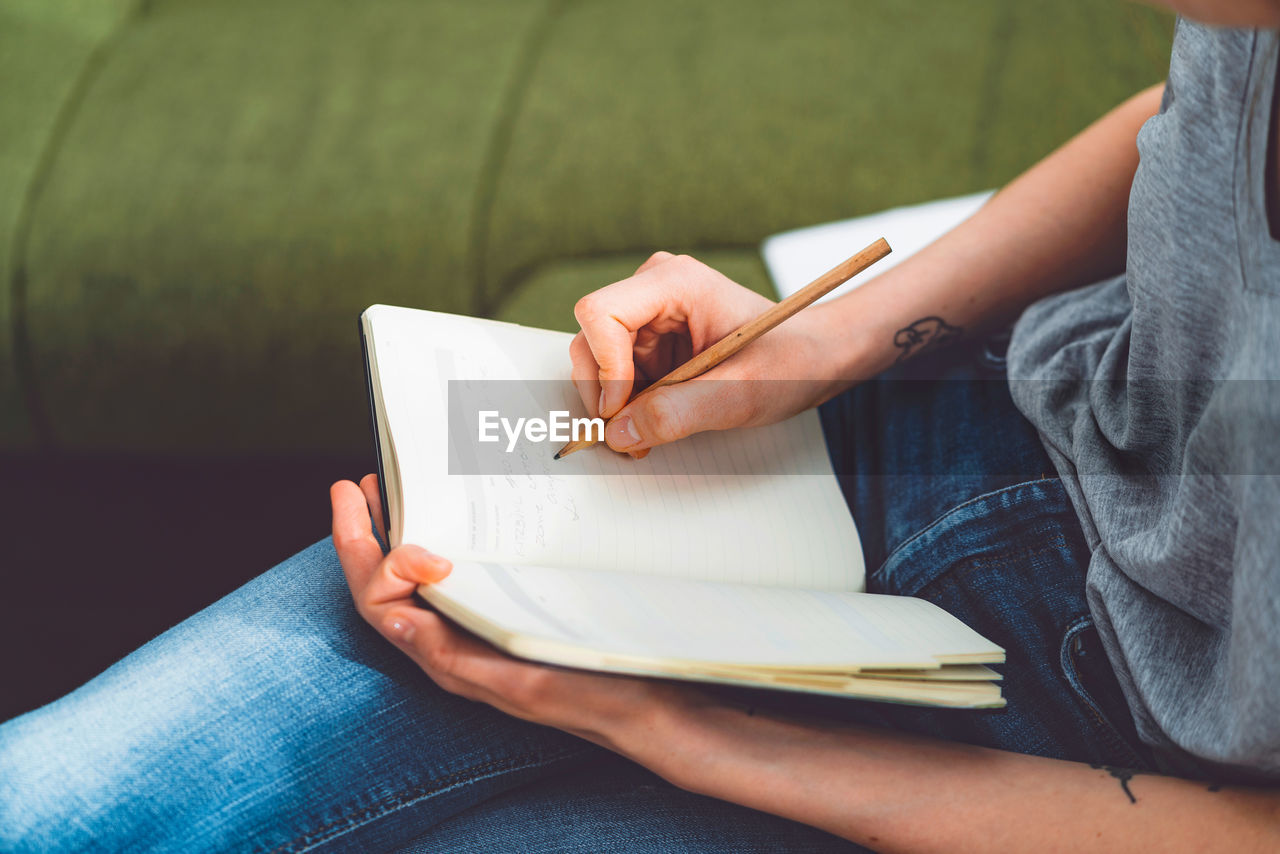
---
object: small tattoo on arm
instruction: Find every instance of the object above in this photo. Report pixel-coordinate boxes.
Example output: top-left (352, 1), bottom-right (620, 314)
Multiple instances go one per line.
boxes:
top-left (893, 316), bottom-right (963, 363)
top-left (1090, 763), bottom-right (1140, 804)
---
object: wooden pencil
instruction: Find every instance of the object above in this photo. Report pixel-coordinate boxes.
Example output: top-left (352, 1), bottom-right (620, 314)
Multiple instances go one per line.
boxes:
top-left (554, 237), bottom-right (892, 459)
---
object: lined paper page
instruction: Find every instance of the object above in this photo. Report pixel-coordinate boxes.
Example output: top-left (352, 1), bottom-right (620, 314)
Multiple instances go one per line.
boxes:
top-left (366, 305), bottom-right (864, 592)
top-left (422, 561), bottom-right (1002, 669)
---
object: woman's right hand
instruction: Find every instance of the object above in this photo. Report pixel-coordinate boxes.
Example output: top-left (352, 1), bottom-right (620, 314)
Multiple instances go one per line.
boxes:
top-left (569, 251), bottom-right (851, 456)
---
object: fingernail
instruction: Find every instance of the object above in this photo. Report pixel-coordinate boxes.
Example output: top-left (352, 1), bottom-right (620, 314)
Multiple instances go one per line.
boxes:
top-left (599, 388), bottom-right (608, 417)
top-left (386, 615), bottom-right (415, 643)
top-left (608, 415), bottom-right (641, 450)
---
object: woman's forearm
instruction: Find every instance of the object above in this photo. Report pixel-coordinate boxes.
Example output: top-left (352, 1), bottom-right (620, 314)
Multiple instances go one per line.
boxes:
top-left (622, 700), bottom-right (1280, 854)
top-left (809, 82), bottom-right (1166, 382)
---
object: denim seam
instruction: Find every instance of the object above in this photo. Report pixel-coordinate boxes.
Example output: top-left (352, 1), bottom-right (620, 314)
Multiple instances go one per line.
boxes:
top-left (269, 748), bottom-right (587, 854)
top-left (874, 477), bottom-right (1058, 578)
top-left (910, 534), bottom-right (1068, 600)
top-left (1058, 616), bottom-right (1146, 769)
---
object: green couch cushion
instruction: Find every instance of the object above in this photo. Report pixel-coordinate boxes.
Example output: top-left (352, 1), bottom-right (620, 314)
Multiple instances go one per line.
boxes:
top-left (978, 3), bottom-right (1175, 183)
top-left (13, 0), bottom-right (1172, 456)
top-left (480, 0), bottom-right (1171, 307)
top-left (494, 250), bottom-right (775, 334)
top-left (0, 0), bottom-right (138, 448)
top-left (22, 0), bottom-right (552, 453)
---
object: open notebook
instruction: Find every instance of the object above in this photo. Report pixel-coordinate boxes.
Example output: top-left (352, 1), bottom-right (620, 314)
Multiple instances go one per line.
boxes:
top-left (361, 304), bottom-right (1005, 707)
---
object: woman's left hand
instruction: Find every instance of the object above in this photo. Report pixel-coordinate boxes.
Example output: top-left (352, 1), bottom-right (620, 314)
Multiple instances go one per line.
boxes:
top-left (330, 475), bottom-right (710, 760)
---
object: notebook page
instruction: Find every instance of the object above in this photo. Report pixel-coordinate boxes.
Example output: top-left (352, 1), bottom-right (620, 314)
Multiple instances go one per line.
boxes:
top-left (366, 305), bottom-right (864, 592)
top-left (422, 561), bottom-right (1002, 669)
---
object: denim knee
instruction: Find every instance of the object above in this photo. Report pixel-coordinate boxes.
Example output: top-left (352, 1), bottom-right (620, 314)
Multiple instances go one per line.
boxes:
top-left (0, 539), bottom-right (375, 849)
top-left (0, 539), bottom-right (595, 851)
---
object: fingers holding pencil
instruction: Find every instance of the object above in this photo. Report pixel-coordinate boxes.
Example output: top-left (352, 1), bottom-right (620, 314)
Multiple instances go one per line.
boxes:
top-left (571, 253), bottom-right (774, 419)
top-left (562, 239), bottom-right (892, 460)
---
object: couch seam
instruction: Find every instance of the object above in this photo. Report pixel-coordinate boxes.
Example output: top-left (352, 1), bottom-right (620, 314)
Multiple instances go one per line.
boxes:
top-left (7, 3), bottom-right (146, 451)
top-left (466, 0), bottom-right (572, 318)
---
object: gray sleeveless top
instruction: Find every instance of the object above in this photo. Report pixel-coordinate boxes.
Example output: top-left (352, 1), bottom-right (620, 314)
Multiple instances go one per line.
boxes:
top-left (1008, 20), bottom-right (1280, 783)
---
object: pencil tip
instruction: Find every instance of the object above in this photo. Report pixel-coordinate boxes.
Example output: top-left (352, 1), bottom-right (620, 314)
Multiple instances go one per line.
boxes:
top-left (553, 451), bottom-right (562, 460)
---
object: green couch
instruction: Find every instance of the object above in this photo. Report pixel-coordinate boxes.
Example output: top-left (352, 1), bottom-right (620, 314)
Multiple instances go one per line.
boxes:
top-left (2, 0), bottom-right (1171, 457)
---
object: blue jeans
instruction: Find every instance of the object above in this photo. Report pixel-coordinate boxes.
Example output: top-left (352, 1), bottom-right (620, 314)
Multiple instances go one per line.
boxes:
top-left (0, 339), bottom-right (1152, 852)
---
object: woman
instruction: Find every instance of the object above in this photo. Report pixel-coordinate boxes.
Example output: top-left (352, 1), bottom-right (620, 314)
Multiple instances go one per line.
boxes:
top-left (3, 1), bottom-right (1277, 850)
